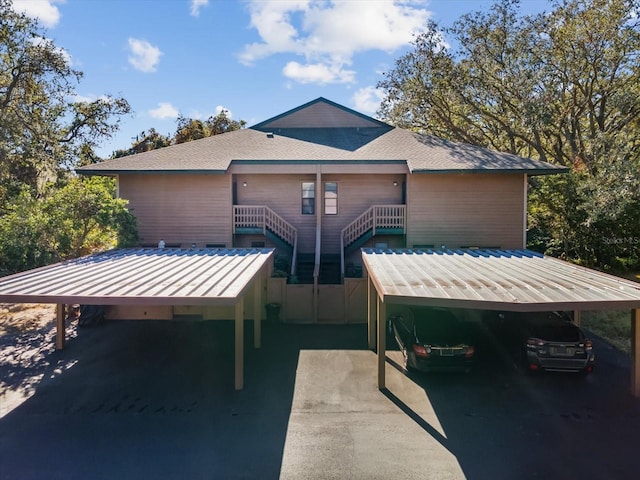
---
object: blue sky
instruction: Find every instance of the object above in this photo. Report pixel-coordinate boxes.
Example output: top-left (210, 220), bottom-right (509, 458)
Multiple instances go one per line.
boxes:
top-left (12, 0), bottom-right (552, 158)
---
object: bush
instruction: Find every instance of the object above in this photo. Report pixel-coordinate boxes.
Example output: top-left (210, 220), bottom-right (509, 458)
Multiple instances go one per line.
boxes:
top-left (0, 177), bottom-right (138, 275)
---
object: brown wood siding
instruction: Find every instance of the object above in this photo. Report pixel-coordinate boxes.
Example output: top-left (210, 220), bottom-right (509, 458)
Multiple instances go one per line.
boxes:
top-left (260, 102), bottom-right (381, 129)
top-left (235, 174), bottom-right (404, 255)
top-left (119, 174), bottom-right (232, 247)
top-left (235, 174), bottom-right (317, 253)
top-left (406, 174), bottom-right (525, 250)
top-left (320, 174), bottom-right (404, 253)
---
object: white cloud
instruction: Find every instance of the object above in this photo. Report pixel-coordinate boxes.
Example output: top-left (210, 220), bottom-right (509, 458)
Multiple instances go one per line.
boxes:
top-left (128, 38), bottom-right (163, 73)
top-left (149, 102), bottom-right (179, 119)
top-left (189, 105), bottom-right (233, 120)
top-left (239, 0), bottom-right (431, 85)
top-left (352, 86), bottom-right (385, 115)
top-left (283, 61), bottom-right (355, 85)
top-left (215, 105), bottom-right (233, 117)
top-left (12, 0), bottom-right (64, 28)
top-left (72, 94), bottom-right (95, 103)
top-left (71, 94), bottom-right (110, 103)
top-left (190, 0), bottom-right (209, 17)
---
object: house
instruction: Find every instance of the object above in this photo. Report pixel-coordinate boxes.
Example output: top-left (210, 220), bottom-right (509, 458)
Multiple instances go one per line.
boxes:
top-left (77, 97), bottom-right (567, 323)
top-left (3, 97), bottom-right (640, 393)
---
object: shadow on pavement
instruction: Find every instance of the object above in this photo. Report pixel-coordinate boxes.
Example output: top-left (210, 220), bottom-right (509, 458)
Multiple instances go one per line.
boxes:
top-left (384, 331), bottom-right (640, 480)
top-left (3, 319), bottom-right (640, 480)
top-left (0, 319), bottom-right (366, 480)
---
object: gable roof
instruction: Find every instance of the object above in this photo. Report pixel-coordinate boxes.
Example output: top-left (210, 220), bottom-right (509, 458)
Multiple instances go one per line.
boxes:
top-left (77, 98), bottom-right (567, 176)
top-left (252, 97), bottom-right (389, 130)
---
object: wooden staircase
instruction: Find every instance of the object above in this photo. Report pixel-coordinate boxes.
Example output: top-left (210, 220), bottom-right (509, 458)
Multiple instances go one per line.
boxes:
top-left (340, 205), bottom-right (406, 277)
top-left (233, 206), bottom-right (298, 275)
top-left (295, 254), bottom-right (341, 284)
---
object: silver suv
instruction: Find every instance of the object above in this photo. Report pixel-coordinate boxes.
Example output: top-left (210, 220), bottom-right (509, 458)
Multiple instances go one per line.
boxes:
top-left (484, 311), bottom-right (595, 374)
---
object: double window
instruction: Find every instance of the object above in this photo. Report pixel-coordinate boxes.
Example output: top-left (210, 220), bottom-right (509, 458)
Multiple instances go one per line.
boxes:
top-left (301, 181), bottom-right (338, 215)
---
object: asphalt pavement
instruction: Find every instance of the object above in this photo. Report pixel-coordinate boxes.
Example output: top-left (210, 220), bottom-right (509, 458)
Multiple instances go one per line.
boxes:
top-left (1, 318), bottom-right (640, 479)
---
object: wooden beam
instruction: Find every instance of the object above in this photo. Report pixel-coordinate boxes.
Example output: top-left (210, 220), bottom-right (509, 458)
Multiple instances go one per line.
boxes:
top-left (631, 309), bottom-right (640, 397)
top-left (235, 298), bottom-right (244, 390)
top-left (573, 310), bottom-right (581, 327)
top-left (253, 274), bottom-right (262, 349)
top-left (377, 296), bottom-right (386, 390)
top-left (368, 276), bottom-right (377, 350)
top-left (55, 304), bottom-right (65, 350)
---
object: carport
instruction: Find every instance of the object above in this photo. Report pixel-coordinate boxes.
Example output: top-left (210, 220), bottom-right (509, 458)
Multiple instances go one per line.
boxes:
top-left (362, 248), bottom-right (640, 396)
top-left (0, 247), bottom-right (274, 390)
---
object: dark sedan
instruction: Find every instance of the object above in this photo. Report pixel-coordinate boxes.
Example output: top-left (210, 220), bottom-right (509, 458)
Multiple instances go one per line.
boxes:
top-left (483, 311), bottom-right (595, 374)
top-left (388, 307), bottom-right (476, 373)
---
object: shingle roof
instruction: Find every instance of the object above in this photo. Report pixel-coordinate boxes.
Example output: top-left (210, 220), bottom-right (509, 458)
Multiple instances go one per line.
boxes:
top-left (78, 98), bottom-right (567, 176)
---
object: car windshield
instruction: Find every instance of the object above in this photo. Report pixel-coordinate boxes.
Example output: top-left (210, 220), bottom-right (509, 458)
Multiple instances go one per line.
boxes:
top-left (531, 323), bottom-right (581, 342)
top-left (414, 311), bottom-right (464, 344)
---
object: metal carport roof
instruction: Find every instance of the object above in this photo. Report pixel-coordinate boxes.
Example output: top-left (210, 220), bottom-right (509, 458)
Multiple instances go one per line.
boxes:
top-left (361, 248), bottom-right (640, 395)
top-left (0, 247), bottom-right (275, 389)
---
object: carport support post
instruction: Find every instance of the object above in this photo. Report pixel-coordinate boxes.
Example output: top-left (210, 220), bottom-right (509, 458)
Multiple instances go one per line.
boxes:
top-left (235, 298), bottom-right (244, 390)
top-left (55, 303), bottom-right (65, 350)
top-left (368, 276), bottom-right (377, 350)
top-left (631, 309), bottom-right (640, 397)
top-left (253, 275), bottom-right (262, 349)
top-left (377, 297), bottom-right (386, 390)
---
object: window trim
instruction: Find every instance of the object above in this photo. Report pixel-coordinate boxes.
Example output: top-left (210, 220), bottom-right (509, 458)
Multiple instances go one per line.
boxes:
top-left (324, 181), bottom-right (338, 215)
top-left (301, 181), bottom-right (315, 215)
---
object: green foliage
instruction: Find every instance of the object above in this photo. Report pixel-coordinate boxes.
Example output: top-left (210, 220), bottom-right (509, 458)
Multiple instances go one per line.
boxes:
top-left (113, 109), bottom-right (246, 157)
top-left (0, 1), bottom-right (130, 199)
top-left (582, 310), bottom-right (632, 354)
top-left (0, 189), bottom-right (56, 275)
top-left (175, 109), bottom-right (246, 144)
top-left (112, 129), bottom-right (171, 158)
top-left (378, 0), bottom-right (640, 270)
top-left (0, 177), bottom-right (137, 276)
top-left (0, 2), bottom-right (132, 274)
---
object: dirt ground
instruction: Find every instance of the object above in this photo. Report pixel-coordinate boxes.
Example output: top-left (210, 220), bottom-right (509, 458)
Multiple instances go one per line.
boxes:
top-left (0, 303), bottom-right (56, 337)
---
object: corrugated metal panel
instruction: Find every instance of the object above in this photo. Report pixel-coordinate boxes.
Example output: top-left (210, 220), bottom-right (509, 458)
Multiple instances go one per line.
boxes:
top-left (0, 248), bottom-right (274, 306)
top-left (362, 248), bottom-right (640, 312)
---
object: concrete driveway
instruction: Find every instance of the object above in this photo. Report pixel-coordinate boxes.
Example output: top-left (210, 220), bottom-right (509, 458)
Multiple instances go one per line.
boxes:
top-left (1, 318), bottom-right (640, 479)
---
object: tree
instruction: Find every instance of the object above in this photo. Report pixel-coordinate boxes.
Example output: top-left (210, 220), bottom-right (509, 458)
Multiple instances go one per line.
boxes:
top-left (174, 109), bottom-right (246, 144)
top-left (0, 177), bottom-right (137, 275)
top-left (174, 116), bottom-right (208, 144)
top-left (206, 109), bottom-right (246, 136)
top-left (0, 0), bottom-right (130, 202)
top-left (112, 129), bottom-right (171, 158)
top-left (378, 0), bottom-right (640, 269)
top-left (0, 2), bottom-right (135, 274)
top-left (113, 109), bottom-right (246, 156)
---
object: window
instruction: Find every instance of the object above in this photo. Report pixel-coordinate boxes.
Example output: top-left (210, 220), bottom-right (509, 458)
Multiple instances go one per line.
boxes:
top-left (302, 182), bottom-right (315, 215)
top-left (324, 182), bottom-right (338, 215)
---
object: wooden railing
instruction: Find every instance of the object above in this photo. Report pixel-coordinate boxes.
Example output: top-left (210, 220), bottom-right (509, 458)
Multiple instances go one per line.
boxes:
top-left (233, 205), bottom-right (298, 274)
top-left (340, 205), bottom-right (406, 276)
